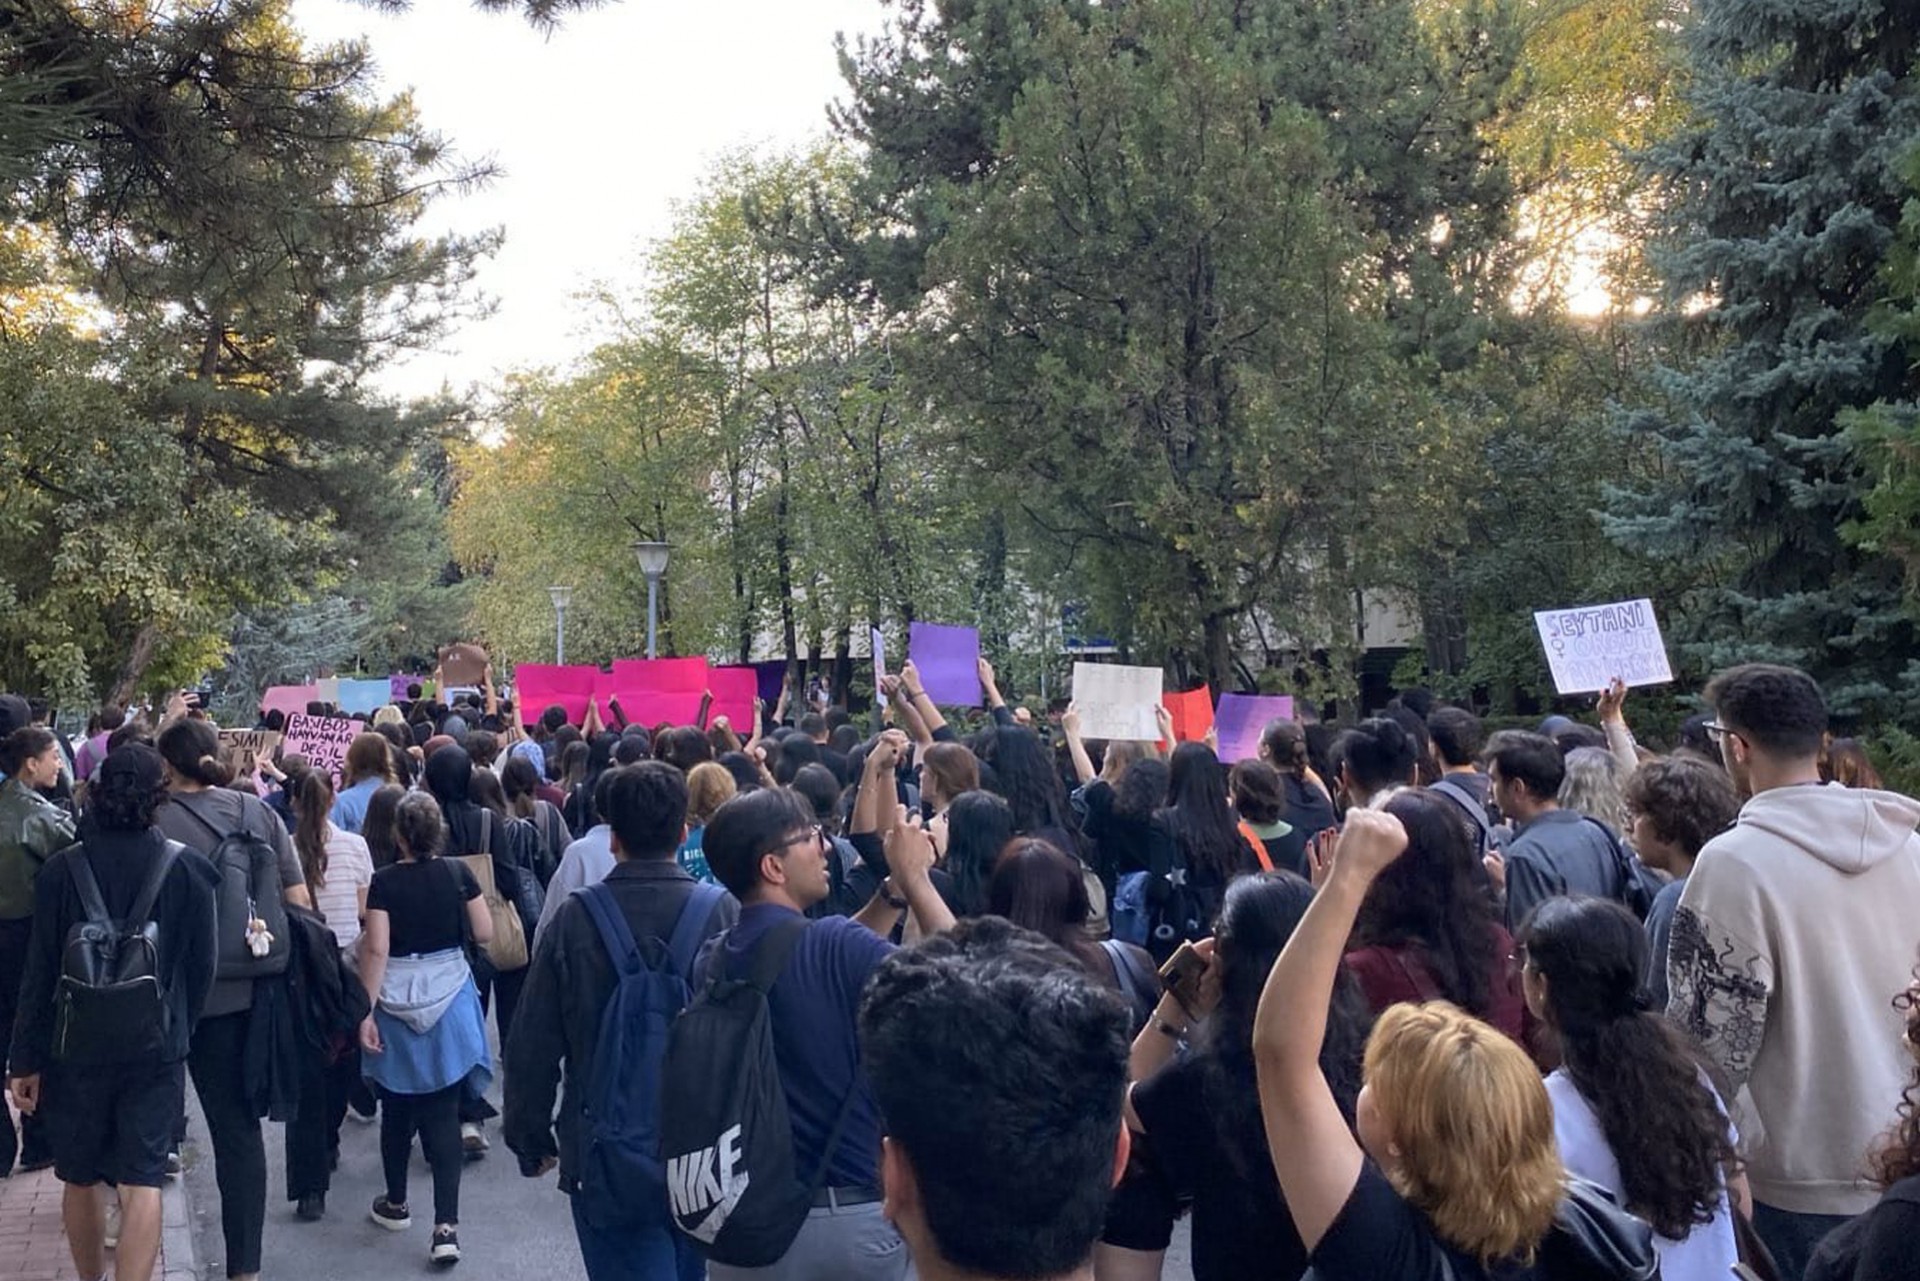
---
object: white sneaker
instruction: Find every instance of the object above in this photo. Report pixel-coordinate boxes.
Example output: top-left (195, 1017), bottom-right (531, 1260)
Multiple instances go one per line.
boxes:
top-left (103, 1194), bottom-right (121, 1250)
top-left (460, 1122), bottom-right (488, 1158)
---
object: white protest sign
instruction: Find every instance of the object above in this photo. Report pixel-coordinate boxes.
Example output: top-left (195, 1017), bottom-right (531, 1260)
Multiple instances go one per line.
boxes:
top-left (1533, 598), bottom-right (1674, 696)
top-left (1071, 662), bottom-right (1165, 741)
top-left (870, 626), bottom-right (886, 692)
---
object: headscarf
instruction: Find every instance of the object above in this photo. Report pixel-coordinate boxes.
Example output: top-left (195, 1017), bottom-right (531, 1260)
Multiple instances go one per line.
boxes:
top-left (423, 745), bottom-right (488, 855)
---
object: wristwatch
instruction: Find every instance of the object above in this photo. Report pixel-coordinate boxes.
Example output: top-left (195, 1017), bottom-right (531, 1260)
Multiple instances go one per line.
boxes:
top-left (880, 881), bottom-right (909, 910)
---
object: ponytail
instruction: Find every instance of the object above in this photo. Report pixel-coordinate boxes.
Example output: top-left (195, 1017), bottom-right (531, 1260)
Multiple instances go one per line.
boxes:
top-left (156, 719), bottom-right (234, 787)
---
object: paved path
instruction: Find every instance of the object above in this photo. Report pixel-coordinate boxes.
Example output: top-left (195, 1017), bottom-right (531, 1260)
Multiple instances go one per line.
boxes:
top-left (0, 1100), bottom-right (195, 1281)
top-left (185, 1060), bottom-right (1194, 1281)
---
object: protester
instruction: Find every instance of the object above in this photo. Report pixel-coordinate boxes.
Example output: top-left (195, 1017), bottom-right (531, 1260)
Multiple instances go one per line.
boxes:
top-left (1227, 759), bottom-right (1302, 877)
top-left (1342, 789), bottom-right (1525, 1043)
top-left (284, 768), bottom-right (374, 1220)
top-left (987, 838), bottom-right (1157, 1029)
top-left (1823, 738), bottom-right (1884, 791)
top-left (1426, 707), bottom-right (1494, 840)
top-left (1259, 719), bottom-right (1337, 845)
top-left (1101, 871), bottom-right (1372, 1281)
top-left (331, 733), bottom-right (397, 835)
top-left (857, 917), bottom-right (1132, 1281)
top-left (936, 789), bottom-right (1016, 920)
top-left (679, 759), bottom-right (736, 884)
top-left (0, 726), bottom-right (76, 1173)
top-left (1330, 717), bottom-right (1418, 810)
top-left (1520, 897), bottom-right (1743, 1281)
top-left (1669, 664), bottom-right (1920, 1278)
top-left (154, 718), bottom-right (308, 1281)
top-left (501, 754), bottom-right (569, 887)
top-left (504, 762), bottom-right (738, 1281)
top-left (71, 704), bottom-right (125, 783)
top-left (362, 783), bottom-right (408, 871)
top-left (1620, 756), bottom-right (1740, 1009)
top-left (1487, 731), bottom-right (1633, 931)
top-left (536, 769), bottom-right (619, 943)
top-left (1558, 746), bottom-right (1631, 836)
top-left (357, 792), bottom-right (493, 1267)
top-left (685, 788), bottom-right (954, 1280)
top-left (1806, 965), bottom-right (1920, 1281)
top-left (1150, 743), bottom-right (1260, 952)
top-left (1251, 809), bottom-right (1652, 1281)
top-left (7, 744), bottom-right (218, 1281)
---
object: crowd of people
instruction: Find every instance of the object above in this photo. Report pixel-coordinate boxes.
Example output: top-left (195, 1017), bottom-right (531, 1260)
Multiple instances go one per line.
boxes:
top-left (0, 655), bottom-right (1915, 1281)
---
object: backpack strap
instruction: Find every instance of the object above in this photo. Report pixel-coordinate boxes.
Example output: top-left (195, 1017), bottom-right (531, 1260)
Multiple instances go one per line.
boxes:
top-left (1236, 821), bottom-right (1275, 872)
top-left (665, 883), bottom-right (726, 981)
top-left (579, 882), bottom-right (641, 976)
top-left (129, 842), bottom-right (185, 934)
top-left (68, 847), bottom-right (112, 925)
top-left (730, 913), bottom-right (810, 992)
top-left (1100, 939), bottom-right (1158, 1021)
top-left (1431, 778), bottom-right (1494, 845)
top-left (176, 792), bottom-right (240, 848)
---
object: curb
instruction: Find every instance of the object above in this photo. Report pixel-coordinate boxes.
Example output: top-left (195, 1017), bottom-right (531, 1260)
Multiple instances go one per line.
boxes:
top-left (161, 1167), bottom-right (199, 1281)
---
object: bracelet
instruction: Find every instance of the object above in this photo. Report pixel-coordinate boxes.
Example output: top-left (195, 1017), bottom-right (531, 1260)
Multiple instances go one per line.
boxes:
top-left (880, 883), bottom-right (909, 910)
top-left (1151, 1016), bottom-right (1188, 1040)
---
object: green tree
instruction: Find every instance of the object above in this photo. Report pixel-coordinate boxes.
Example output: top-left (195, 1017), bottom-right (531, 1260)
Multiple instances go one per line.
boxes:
top-left (1605, 0), bottom-right (1920, 720)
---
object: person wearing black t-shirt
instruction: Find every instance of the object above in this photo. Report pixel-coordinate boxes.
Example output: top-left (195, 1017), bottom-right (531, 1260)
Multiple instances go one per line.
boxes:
top-left (1251, 810), bottom-right (1567, 1281)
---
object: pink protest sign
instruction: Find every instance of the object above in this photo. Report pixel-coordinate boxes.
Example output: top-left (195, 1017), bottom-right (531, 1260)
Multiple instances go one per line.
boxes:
top-left (261, 685), bottom-right (318, 719)
top-left (708, 666), bottom-right (759, 734)
top-left (513, 664), bottom-right (600, 727)
top-left (609, 658), bottom-right (710, 692)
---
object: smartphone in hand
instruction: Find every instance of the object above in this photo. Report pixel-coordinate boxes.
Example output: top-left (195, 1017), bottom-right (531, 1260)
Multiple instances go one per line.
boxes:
top-left (1158, 941), bottom-right (1210, 1018)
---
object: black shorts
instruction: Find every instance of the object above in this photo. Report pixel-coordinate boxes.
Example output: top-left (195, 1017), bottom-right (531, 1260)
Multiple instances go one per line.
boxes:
top-left (42, 1058), bottom-right (186, 1188)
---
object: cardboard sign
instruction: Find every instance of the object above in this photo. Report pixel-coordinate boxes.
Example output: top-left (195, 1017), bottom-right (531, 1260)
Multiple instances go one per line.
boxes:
top-left (512, 664), bottom-right (600, 728)
top-left (281, 714), bottom-right (359, 783)
top-left (1162, 686), bottom-right (1215, 744)
top-left (708, 666), bottom-right (760, 735)
top-left (1533, 598), bottom-right (1674, 696)
top-left (1213, 694), bottom-right (1296, 764)
top-left (908, 623), bottom-right (981, 707)
top-left (439, 642), bottom-right (489, 687)
top-left (1071, 663), bottom-right (1165, 742)
top-left (870, 627), bottom-right (886, 695)
top-left (260, 685), bottom-right (318, 719)
top-left (337, 679), bottom-right (390, 716)
top-left (216, 729), bottom-right (282, 781)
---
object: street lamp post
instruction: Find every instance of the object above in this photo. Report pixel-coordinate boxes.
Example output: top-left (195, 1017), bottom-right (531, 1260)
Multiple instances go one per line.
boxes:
top-left (547, 586), bottom-right (573, 664)
top-left (632, 541), bottom-right (671, 659)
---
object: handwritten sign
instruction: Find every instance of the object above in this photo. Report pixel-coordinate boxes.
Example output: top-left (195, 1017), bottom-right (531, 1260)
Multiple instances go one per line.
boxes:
top-left (1533, 598), bottom-right (1674, 696)
top-left (1213, 694), bottom-right (1296, 763)
top-left (1071, 663), bottom-right (1165, 742)
top-left (216, 729), bottom-right (282, 781)
top-left (282, 714), bottom-right (359, 783)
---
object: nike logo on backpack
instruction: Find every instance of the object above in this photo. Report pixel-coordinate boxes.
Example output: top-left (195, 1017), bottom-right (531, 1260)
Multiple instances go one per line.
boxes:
top-left (667, 1124), bottom-right (750, 1242)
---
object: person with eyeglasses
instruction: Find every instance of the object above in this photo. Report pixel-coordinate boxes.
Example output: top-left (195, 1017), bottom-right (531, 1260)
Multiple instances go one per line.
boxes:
top-left (1668, 664), bottom-right (1920, 1280)
top-left (686, 786), bottom-right (956, 1281)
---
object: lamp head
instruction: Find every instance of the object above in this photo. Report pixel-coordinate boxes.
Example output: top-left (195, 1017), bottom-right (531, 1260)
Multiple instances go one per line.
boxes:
top-left (633, 541), bottom-right (672, 578)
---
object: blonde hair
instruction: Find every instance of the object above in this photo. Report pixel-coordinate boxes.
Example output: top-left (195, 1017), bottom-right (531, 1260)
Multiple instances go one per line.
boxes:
top-left (1364, 1003), bottom-right (1564, 1266)
top-left (1100, 740), bottom-right (1148, 782)
top-left (372, 705), bottom-right (406, 728)
top-left (686, 761), bottom-right (738, 827)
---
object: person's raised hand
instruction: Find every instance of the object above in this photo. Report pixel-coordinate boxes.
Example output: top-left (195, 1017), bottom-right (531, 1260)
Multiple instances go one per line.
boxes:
top-left (900, 660), bottom-right (925, 699)
top-left (1597, 677), bottom-right (1628, 725)
top-left (867, 735), bottom-right (902, 775)
top-left (713, 715), bottom-right (731, 732)
top-left (1333, 808), bottom-right (1409, 882)
top-left (1062, 703), bottom-right (1083, 737)
top-left (1306, 827), bottom-right (1339, 888)
top-left (880, 674), bottom-right (902, 701)
top-left (885, 805), bottom-right (937, 888)
top-left (1190, 937), bottom-right (1224, 1020)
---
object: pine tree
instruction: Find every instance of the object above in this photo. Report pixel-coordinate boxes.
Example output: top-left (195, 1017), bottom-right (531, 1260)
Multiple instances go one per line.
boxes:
top-left (1606, 0), bottom-right (1920, 720)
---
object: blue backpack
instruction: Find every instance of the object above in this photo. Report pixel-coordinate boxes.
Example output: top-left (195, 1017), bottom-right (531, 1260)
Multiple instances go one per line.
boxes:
top-left (575, 880), bottom-right (726, 1227)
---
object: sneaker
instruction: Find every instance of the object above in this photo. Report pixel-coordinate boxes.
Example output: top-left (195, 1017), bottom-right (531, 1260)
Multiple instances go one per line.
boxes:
top-left (165, 1150), bottom-right (183, 1176)
top-left (16, 1154), bottom-right (53, 1174)
top-left (346, 1103), bottom-right (377, 1125)
top-left (460, 1122), bottom-right (488, 1160)
top-left (104, 1196), bottom-right (121, 1249)
top-left (430, 1227), bottom-right (460, 1267)
top-left (370, 1198), bottom-right (411, 1231)
top-left (296, 1192), bottom-right (325, 1222)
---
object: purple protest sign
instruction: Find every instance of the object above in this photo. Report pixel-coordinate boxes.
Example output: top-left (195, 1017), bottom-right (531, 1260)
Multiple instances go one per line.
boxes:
top-left (908, 623), bottom-right (982, 707)
top-left (754, 661), bottom-right (788, 707)
top-left (1213, 693), bottom-right (1295, 763)
top-left (389, 673), bottom-right (414, 702)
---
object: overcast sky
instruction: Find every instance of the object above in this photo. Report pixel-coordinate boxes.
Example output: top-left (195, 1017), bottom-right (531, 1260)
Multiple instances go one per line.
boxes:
top-left (290, 0), bottom-right (886, 400)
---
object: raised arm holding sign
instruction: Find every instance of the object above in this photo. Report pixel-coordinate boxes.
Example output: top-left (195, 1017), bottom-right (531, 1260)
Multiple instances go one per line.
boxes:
top-left (1532, 598), bottom-right (1674, 696)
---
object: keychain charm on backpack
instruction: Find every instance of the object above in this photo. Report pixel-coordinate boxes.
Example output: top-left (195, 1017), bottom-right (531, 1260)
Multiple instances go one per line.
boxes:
top-left (245, 895), bottom-right (275, 958)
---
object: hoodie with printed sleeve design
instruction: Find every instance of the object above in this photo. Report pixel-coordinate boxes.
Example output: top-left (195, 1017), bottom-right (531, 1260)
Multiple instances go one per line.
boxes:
top-left (1666, 782), bottom-right (1920, 1216)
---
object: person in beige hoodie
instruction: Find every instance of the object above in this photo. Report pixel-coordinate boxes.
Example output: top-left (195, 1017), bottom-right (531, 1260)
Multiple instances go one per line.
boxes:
top-left (1667, 663), bottom-right (1920, 1281)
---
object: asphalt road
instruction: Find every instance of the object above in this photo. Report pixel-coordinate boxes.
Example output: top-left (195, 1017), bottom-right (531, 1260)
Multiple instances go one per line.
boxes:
top-left (181, 1048), bottom-right (1194, 1281)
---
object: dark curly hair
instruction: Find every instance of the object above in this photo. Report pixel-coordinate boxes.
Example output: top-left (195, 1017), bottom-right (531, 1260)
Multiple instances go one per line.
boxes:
top-left (1352, 789), bottom-right (1502, 1018)
top-left (1870, 969), bottom-right (1920, 1187)
top-left (1520, 897), bottom-right (1736, 1239)
top-left (1622, 756), bottom-right (1740, 859)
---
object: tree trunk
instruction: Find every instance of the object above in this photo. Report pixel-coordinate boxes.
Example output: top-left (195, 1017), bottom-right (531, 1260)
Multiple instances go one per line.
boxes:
top-left (109, 623), bottom-right (161, 709)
